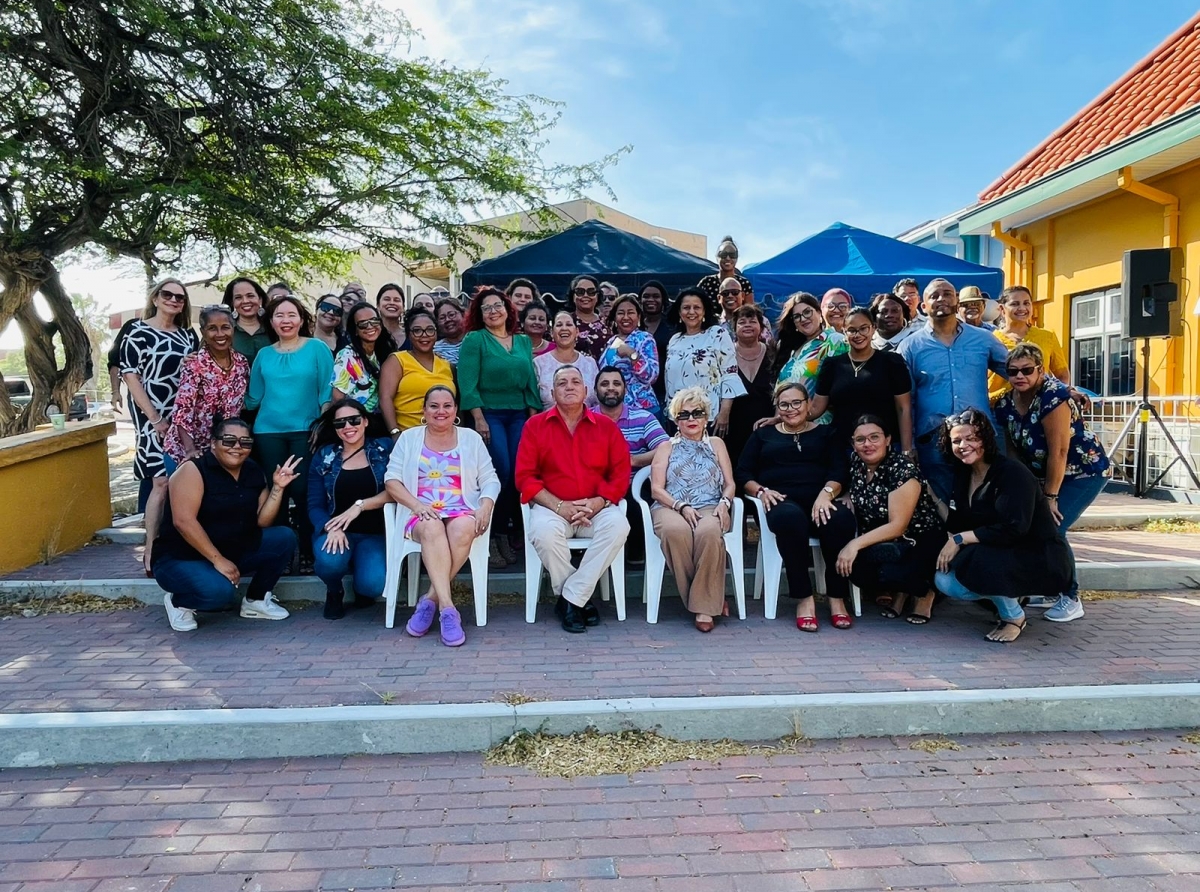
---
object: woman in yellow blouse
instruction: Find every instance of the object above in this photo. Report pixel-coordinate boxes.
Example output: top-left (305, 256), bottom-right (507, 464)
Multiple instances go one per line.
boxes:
top-left (988, 285), bottom-right (1070, 400)
top-left (378, 307), bottom-right (456, 436)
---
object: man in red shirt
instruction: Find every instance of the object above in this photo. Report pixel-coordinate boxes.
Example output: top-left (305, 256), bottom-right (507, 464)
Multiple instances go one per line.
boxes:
top-left (516, 365), bottom-right (631, 632)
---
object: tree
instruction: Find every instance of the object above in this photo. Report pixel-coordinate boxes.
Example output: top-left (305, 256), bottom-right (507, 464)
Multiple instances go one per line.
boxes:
top-left (0, 0), bottom-right (619, 433)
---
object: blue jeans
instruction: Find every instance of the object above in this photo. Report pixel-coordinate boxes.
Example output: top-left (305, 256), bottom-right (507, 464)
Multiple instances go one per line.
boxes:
top-left (153, 527), bottom-right (297, 611)
top-left (935, 567), bottom-right (1024, 622)
top-left (312, 532), bottom-right (387, 599)
top-left (1055, 473), bottom-right (1108, 600)
top-left (482, 408), bottom-right (527, 537)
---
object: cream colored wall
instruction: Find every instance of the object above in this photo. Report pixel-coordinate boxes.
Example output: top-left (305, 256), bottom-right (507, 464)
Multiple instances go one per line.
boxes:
top-left (1004, 163), bottom-right (1200, 396)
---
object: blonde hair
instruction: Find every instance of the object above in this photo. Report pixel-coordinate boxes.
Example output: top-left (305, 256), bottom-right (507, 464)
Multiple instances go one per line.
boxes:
top-left (143, 278), bottom-right (192, 329)
top-left (668, 386), bottom-right (711, 420)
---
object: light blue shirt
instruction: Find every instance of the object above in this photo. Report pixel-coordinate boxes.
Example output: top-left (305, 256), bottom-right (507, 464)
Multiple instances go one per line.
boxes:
top-left (897, 320), bottom-right (1008, 438)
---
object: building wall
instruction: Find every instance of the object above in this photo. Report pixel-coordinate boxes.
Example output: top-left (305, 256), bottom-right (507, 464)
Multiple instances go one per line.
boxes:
top-left (1002, 160), bottom-right (1200, 397)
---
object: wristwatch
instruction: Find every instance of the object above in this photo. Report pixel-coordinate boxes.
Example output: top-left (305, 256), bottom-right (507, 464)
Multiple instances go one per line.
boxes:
top-left (629, 350), bottom-right (639, 362)
top-left (822, 486), bottom-right (835, 496)
top-left (354, 499), bottom-right (365, 510)
top-left (389, 427), bottom-right (400, 436)
top-left (952, 533), bottom-right (964, 546)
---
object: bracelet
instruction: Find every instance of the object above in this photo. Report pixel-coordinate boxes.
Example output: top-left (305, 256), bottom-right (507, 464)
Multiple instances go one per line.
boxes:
top-left (1045, 494), bottom-right (1059, 500)
top-left (555, 499), bottom-right (563, 514)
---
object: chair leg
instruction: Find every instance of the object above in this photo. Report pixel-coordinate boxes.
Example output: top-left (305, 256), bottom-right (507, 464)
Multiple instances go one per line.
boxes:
top-left (612, 548), bottom-right (626, 621)
top-left (726, 540), bottom-right (747, 620)
top-left (763, 548), bottom-right (783, 620)
top-left (524, 549), bottom-right (541, 624)
top-left (753, 544), bottom-right (764, 601)
top-left (644, 551), bottom-right (665, 624)
top-left (851, 583), bottom-right (862, 617)
top-left (811, 544), bottom-right (827, 596)
top-left (407, 552), bottom-right (420, 607)
top-left (470, 552), bottom-right (489, 627)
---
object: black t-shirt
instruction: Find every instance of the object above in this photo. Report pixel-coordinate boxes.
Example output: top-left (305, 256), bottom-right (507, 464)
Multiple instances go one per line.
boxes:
top-left (334, 464), bottom-right (385, 536)
top-left (815, 350), bottom-right (911, 447)
top-left (734, 423), bottom-right (848, 505)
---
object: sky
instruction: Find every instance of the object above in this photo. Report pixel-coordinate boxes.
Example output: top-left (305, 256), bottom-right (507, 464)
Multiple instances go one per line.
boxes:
top-left (24, 0), bottom-right (1200, 337)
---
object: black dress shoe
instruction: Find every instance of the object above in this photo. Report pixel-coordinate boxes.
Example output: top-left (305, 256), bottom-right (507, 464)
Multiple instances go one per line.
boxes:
top-left (561, 602), bottom-right (587, 633)
top-left (323, 588), bottom-right (345, 621)
top-left (554, 595), bottom-right (569, 620)
top-left (582, 601), bottom-right (600, 626)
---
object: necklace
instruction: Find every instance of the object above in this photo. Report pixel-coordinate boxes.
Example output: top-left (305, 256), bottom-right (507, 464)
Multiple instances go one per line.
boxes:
top-left (736, 343), bottom-right (763, 362)
top-left (780, 420), bottom-right (810, 453)
top-left (848, 350), bottom-right (873, 377)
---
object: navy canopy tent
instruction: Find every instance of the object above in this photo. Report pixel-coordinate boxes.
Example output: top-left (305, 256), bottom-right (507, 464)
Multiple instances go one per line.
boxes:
top-left (460, 220), bottom-right (717, 299)
top-left (743, 222), bottom-right (1005, 316)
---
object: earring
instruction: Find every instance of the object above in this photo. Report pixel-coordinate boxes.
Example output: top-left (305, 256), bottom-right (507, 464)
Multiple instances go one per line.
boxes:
top-left (453, 417), bottom-right (461, 426)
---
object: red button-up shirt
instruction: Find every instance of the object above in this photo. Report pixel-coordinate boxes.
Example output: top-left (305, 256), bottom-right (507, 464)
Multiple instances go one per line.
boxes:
top-left (516, 406), bottom-right (631, 506)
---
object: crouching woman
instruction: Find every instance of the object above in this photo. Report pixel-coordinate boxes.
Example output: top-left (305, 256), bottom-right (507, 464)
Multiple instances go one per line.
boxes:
top-left (152, 417), bottom-right (299, 632)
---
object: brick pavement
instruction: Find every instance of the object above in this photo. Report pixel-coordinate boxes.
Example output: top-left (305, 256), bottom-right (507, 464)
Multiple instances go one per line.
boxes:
top-left (1, 730), bottom-right (1199, 890)
top-left (3, 591), bottom-right (1200, 713)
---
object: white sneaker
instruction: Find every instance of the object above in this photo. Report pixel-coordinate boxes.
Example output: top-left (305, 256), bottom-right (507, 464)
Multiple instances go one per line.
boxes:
top-left (1044, 594), bottom-right (1084, 623)
top-left (240, 591), bottom-right (290, 620)
top-left (163, 593), bottom-right (197, 632)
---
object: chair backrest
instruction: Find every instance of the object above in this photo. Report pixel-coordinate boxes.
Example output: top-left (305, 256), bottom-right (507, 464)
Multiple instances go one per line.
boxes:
top-left (631, 465), bottom-right (653, 507)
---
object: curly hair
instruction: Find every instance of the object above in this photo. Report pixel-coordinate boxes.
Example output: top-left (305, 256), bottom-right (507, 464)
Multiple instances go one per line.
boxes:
top-left (937, 407), bottom-right (1000, 465)
top-left (665, 287), bottom-right (720, 331)
top-left (464, 286), bottom-right (517, 334)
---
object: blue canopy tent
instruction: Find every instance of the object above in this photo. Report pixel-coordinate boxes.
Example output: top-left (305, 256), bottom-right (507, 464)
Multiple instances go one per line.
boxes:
top-left (460, 220), bottom-right (717, 300)
top-left (743, 222), bottom-right (1005, 317)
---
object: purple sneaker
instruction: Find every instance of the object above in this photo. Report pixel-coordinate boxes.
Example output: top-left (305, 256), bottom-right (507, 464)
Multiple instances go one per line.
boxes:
top-left (405, 597), bottom-right (437, 637)
top-left (440, 607), bottom-right (466, 647)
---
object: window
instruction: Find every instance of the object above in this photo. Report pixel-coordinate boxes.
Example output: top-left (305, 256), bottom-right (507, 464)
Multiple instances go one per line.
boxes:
top-left (1070, 287), bottom-right (1135, 397)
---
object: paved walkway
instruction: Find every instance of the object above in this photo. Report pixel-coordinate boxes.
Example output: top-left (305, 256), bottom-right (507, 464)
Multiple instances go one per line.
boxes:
top-left (6, 528), bottom-right (1200, 583)
top-left (3, 591), bottom-right (1200, 713)
top-left (1, 730), bottom-right (1199, 890)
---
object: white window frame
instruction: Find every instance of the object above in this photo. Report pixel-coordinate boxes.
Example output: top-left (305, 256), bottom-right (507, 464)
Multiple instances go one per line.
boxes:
top-left (1070, 286), bottom-right (1135, 397)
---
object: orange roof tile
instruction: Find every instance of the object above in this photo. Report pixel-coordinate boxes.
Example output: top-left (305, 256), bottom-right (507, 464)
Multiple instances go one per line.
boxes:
top-left (979, 14), bottom-right (1200, 202)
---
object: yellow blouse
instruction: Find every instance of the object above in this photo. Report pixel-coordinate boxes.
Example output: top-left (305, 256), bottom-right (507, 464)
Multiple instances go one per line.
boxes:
top-left (391, 351), bottom-right (456, 431)
top-left (988, 326), bottom-right (1069, 401)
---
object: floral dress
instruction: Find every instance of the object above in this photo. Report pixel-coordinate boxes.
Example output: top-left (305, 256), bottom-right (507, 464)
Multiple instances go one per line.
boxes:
top-left (664, 326), bottom-right (746, 422)
top-left (993, 374), bottom-right (1111, 480)
top-left (777, 329), bottom-right (847, 424)
top-left (849, 452), bottom-right (942, 536)
top-left (404, 445), bottom-right (476, 536)
top-left (598, 329), bottom-right (660, 414)
top-left (163, 349), bottom-right (250, 463)
top-left (574, 315), bottom-right (610, 362)
top-left (332, 345), bottom-right (382, 412)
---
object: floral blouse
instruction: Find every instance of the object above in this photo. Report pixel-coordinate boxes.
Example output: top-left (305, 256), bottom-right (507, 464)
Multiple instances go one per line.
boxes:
top-left (849, 452), bottom-right (942, 537)
top-left (163, 349), bottom-right (250, 463)
top-left (665, 326), bottom-right (746, 422)
top-left (598, 329), bottom-right (660, 414)
top-left (993, 374), bottom-right (1111, 480)
top-left (331, 346), bottom-right (382, 412)
top-left (574, 315), bottom-right (609, 362)
top-left (777, 329), bottom-right (847, 424)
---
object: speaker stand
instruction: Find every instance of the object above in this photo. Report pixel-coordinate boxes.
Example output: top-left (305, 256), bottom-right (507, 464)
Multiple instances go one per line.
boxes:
top-left (1130, 339), bottom-right (1200, 497)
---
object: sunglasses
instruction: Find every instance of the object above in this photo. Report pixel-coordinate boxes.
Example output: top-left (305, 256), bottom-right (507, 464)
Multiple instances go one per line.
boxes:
top-left (946, 410), bottom-right (985, 427)
top-left (719, 289), bottom-right (742, 298)
top-left (674, 409), bottom-right (707, 421)
top-left (717, 252), bottom-right (738, 260)
top-left (573, 287), bottom-right (598, 297)
top-left (317, 302), bottom-right (344, 316)
top-left (332, 415), bottom-right (365, 430)
top-left (217, 435), bottom-right (254, 448)
top-left (1006, 365), bottom-right (1039, 377)
top-left (355, 318), bottom-right (382, 331)
top-left (159, 290), bottom-right (186, 302)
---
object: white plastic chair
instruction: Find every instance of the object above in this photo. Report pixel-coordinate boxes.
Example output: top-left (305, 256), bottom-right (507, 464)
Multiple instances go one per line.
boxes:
top-left (630, 466), bottom-right (746, 623)
top-left (745, 495), bottom-right (861, 620)
top-left (520, 501), bottom-right (627, 623)
top-left (383, 503), bottom-right (492, 629)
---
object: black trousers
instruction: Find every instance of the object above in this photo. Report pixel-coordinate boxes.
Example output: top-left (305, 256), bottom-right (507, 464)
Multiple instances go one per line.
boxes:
top-left (763, 500), bottom-right (855, 600)
top-left (849, 532), bottom-right (943, 598)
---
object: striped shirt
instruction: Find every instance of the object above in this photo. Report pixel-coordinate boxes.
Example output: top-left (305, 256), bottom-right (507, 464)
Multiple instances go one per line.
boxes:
top-left (590, 404), bottom-right (668, 460)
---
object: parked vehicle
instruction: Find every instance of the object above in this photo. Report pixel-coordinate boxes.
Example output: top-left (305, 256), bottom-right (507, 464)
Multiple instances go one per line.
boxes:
top-left (4, 377), bottom-right (90, 421)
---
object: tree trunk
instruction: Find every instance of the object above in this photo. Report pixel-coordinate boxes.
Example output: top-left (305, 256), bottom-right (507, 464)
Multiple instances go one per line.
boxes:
top-left (0, 259), bottom-right (91, 436)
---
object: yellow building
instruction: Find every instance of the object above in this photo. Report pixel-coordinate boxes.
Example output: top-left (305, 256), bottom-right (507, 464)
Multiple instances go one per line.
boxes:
top-left (959, 12), bottom-right (1200, 399)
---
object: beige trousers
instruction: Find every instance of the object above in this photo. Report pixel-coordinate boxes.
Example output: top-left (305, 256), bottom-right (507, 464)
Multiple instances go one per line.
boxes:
top-left (651, 506), bottom-right (729, 616)
top-left (527, 503), bottom-right (630, 607)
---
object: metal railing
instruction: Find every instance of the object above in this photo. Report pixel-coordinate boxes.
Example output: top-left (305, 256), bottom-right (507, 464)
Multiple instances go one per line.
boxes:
top-left (1082, 396), bottom-right (1200, 493)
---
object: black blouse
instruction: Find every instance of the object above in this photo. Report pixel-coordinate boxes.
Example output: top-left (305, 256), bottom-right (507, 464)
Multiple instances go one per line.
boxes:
top-left (154, 451), bottom-right (265, 564)
top-left (815, 350), bottom-right (911, 447)
top-left (849, 452), bottom-right (942, 536)
top-left (735, 423), bottom-right (848, 504)
top-left (947, 455), bottom-right (1071, 600)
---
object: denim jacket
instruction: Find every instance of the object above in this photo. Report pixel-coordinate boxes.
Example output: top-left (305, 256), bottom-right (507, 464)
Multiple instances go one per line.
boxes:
top-left (307, 437), bottom-right (394, 534)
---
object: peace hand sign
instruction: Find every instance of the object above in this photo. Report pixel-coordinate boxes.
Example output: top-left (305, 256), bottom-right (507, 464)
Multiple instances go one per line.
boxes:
top-left (272, 455), bottom-right (303, 490)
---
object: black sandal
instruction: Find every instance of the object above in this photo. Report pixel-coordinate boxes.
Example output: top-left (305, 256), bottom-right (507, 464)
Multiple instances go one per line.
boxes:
top-left (906, 592), bottom-right (936, 625)
top-left (985, 618), bottom-right (1027, 643)
top-left (881, 592), bottom-right (908, 619)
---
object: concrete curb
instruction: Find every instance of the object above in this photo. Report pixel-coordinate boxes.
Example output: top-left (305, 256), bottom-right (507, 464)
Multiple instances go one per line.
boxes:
top-left (3, 683), bottom-right (1199, 768)
top-left (3, 559), bottom-right (1199, 606)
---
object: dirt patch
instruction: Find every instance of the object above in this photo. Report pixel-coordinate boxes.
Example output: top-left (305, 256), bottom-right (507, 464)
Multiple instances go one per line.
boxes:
top-left (0, 592), bottom-right (146, 618)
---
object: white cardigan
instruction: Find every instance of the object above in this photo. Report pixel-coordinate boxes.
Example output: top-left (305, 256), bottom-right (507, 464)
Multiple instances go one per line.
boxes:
top-left (384, 426), bottom-right (501, 531)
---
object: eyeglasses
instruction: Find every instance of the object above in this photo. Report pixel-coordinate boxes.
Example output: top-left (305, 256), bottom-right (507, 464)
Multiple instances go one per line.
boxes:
top-left (408, 326), bottom-right (437, 337)
top-left (573, 287), bottom-right (598, 297)
top-left (1006, 365), bottom-right (1039, 377)
top-left (825, 303), bottom-right (851, 312)
top-left (217, 435), bottom-right (254, 448)
top-left (332, 416), bottom-right (364, 430)
top-left (845, 325), bottom-right (873, 337)
top-left (317, 302), bottom-right (343, 316)
top-left (777, 399), bottom-right (807, 412)
top-left (480, 302), bottom-right (506, 314)
top-left (674, 409), bottom-right (707, 421)
top-left (719, 288), bottom-right (742, 298)
top-left (792, 309), bottom-right (817, 323)
top-left (852, 432), bottom-right (886, 446)
top-left (159, 291), bottom-right (186, 302)
top-left (355, 318), bottom-right (382, 331)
